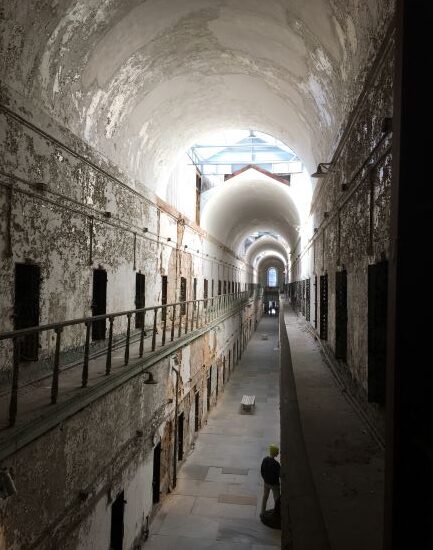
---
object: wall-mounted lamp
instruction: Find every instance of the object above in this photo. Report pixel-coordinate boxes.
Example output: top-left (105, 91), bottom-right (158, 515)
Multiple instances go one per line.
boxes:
top-left (144, 372), bottom-right (158, 385)
top-left (324, 211), bottom-right (329, 218)
top-left (103, 211), bottom-right (111, 218)
top-left (167, 237), bottom-right (171, 242)
top-left (184, 244), bottom-right (188, 249)
top-left (341, 183), bottom-right (348, 191)
top-left (311, 162), bottom-right (333, 178)
top-left (143, 227), bottom-right (148, 233)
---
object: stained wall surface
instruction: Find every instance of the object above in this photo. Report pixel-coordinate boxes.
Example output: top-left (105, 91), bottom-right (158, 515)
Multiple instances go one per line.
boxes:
top-left (0, 1), bottom-right (395, 548)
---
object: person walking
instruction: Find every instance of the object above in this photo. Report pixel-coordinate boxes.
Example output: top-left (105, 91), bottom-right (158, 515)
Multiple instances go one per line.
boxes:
top-left (260, 444), bottom-right (280, 517)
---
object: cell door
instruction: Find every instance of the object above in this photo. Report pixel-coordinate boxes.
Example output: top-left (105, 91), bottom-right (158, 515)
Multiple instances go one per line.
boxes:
top-left (180, 277), bottom-right (187, 315)
top-left (92, 268), bottom-right (107, 340)
top-left (177, 412), bottom-right (184, 461)
top-left (135, 273), bottom-right (145, 328)
top-left (161, 275), bottom-right (167, 321)
top-left (14, 263), bottom-right (40, 361)
top-left (319, 274), bottom-right (328, 340)
top-left (110, 491), bottom-right (125, 550)
top-left (314, 275), bottom-right (318, 329)
top-left (207, 372), bottom-right (211, 411)
top-left (216, 364), bottom-right (219, 398)
top-left (335, 270), bottom-right (348, 361)
top-left (306, 279), bottom-right (311, 322)
top-left (368, 261), bottom-right (388, 403)
top-left (152, 442), bottom-right (161, 504)
top-left (194, 392), bottom-right (200, 432)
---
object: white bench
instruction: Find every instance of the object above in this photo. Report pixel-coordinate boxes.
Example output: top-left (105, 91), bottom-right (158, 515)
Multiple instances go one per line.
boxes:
top-left (241, 395), bottom-right (256, 412)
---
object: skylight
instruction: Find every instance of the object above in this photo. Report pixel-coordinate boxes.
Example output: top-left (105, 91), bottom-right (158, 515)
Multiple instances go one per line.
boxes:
top-left (188, 130), bottom-right (302, 177)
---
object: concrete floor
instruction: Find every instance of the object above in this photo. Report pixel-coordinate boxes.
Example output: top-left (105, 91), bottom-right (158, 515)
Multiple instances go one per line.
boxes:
top-left (145, 315), bottom-right (281, 549)
top-left (145, 309), bottom-right (384, 550)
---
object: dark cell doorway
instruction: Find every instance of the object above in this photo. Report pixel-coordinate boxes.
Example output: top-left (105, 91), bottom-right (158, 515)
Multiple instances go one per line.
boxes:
top-left (14, 263), bottom-right (40, 361)
top-left (161, 275), bottom-right (167, 321)
top-left (180, 277), bottom-right (187, 315)
top-left (314, 275), bottom-right (318, 329)
top-left (92, 268), bottom-right (107, 340)
top-left (194, 391), bottom-right (200, 432)
top-left (216, 364), bottom-right (219, 398)
top-left (368, 260), bottom-right (388, 404)
top-left (177, 412), bottom-right (184, 461)
top-left (335, 270), bottom-right (348, 361)
top-left (110, 490), bottom-right (125, 550)
top-left (319, 274), bottom-right (328, 340)
top-left (152, 442), bottom-right (161, 504)
top-left (135, 273), bottom-right (145, 329)
top-left (207, 371), bottom-right (211, 411)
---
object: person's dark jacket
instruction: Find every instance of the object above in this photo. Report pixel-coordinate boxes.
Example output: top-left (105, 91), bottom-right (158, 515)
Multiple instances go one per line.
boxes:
top-left (261, 456), bottom-right (280, 485)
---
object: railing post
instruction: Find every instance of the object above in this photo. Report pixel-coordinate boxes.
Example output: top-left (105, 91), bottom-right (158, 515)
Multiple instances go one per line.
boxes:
top-left (162, 306), bottom-right (167, 346)
top-left (124, 313), bottom-right (131, 366)
top-left (9, 338), bottom-right (20, 426)
top-left (51, 327), bottom-right (63, 404)
top-left (151, 308), bottom-right (158, 351)
top-left (139, 312), bottom-right (146, 358)
top-left (82, 321), bottom-right (91, 388)
top-left (171, 304), bottom-right (176, 342)
top-left (185, 302), bottom-right (189, 335)
top-left (106, 316), bottom-right (114, 374)
top-left (178, 307), bottom-right (183, 338)
top-left (190, 301), bottom-right (195, 332)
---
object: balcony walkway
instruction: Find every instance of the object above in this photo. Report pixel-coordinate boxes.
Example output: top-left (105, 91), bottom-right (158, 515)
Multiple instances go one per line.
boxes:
top-left (146, 315), bottom-right (281, 550)
top-left (281, 304), bottom-right (384, 550)
top-left (0, 294), bottom-right (252, 460)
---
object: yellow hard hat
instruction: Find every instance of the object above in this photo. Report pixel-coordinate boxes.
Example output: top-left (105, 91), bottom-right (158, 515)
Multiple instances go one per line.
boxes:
top-left (269, 444), bottom-right (279, 456)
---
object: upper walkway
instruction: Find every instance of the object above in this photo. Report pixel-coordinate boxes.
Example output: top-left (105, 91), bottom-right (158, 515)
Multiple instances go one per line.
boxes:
top-left (0, 291), bottom-right (257, 461)
top-left (281, 304), bottom-right (384, 550)
top-left (146, 315), bottom-right (281, 549)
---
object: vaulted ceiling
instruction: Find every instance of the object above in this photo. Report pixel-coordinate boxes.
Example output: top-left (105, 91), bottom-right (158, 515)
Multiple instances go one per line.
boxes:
top-left (1, 0), bottom-right (393, 196)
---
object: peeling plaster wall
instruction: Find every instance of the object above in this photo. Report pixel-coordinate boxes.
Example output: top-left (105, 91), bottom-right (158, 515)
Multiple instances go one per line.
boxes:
top-left (289, 30), bottom-right (393, 420)
top-left (0, 85), bottom-right (251, 378)
top-left (0, 0), bottom-right (394, 195)
top-left (0, 299), bottom-right (259, 550)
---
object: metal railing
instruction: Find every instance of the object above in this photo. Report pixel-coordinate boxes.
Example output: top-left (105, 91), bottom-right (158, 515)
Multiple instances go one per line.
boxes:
top-left (0, 290), bottom-right (256, 427)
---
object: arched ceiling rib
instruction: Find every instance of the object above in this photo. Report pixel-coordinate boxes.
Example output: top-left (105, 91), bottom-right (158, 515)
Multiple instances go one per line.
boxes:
top-left (0, 0), bottom-right (393, 193)
top-left (245, 236), bottom-right (289, 265)
top-left (201, 168), bottom-right (301, 252)
top-left (257, 254), bottom-right (286, 270)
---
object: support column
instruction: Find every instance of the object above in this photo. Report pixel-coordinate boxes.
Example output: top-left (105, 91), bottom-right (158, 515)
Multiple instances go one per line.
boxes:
top-left (385, 1), bottom-right (432, 548)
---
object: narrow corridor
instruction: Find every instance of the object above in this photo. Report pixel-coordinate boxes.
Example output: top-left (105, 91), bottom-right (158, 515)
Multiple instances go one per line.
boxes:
top-left (145, 316), bottom-right (281, 549)
top-left (281, 305), bottom-right (384, 550)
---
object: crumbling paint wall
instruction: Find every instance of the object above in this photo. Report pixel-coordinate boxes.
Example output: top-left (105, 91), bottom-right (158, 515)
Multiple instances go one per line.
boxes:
top-left (289, 31), bottom-right (394, 411)
top-left (0, 84), bottom-right (251, 379)
top-left (0, 300), bottom-right (259, 550)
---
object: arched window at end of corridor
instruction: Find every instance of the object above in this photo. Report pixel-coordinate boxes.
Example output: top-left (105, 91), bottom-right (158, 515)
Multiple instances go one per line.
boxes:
top-left (267, 267), bottom-right (278, 287)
